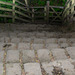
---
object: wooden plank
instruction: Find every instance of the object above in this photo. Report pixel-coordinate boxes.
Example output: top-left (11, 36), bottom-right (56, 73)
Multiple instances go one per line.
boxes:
top-left (0, 7), bottom-right (12, 11)
top-left (32, 8), bottom-right (34, 22)
top-left (0, 1), bottom-right (13, 6)
top-left (15, 16), bottom-right (30, 22)
top-left (50, 7), bottom-right (62, 19)
top-left (0, 14), bottom-right (12, 17)
top-left (24, 0), bottom-right (28, 6)
top-left (44, 6), bottom-right (46, 20)
top-left (49, 6), bottom-right (64, 9)
top-left (63, 3), bottom-right (75, 18)
top-left (15, 10), bottom-right (32, 19)
top-left (15, 5), bottom-right (32, 13)
top-left (28, 6), bottom-right (64, 9)
top-left (12, 0), bottom-right (15, 23)
top-left (15, 0), bottom-right (26, 6)
top-left (46, 1), bottom-right (50, 23)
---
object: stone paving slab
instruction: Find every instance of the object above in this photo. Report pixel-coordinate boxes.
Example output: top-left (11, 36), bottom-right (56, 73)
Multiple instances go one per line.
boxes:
top-left (3, 43), bottom-right (17, 50)
top-left (46, 32), bottom-right (57, 38)
top-left (0, 63), bottom-right (3, 75)
top-left (58, 38), bottom-right (67, 43)
top-left (33, 38), bottom-right (45, 44)
top-left (0, 37), bottom-right (4, 42)
top-left (51, 48), bottom-right (67, 60)
top-left (0, 51), bottom-right (4, 62)
top-left (5, 37), bottom-right (10, 43)
top-left (45, 38), bottom-right (57, 44)
top-left (32, 43), bottom-right (44, 50)
top-left (24, 63), bottom-right (42, 75)
top-left (37, 49), bottom-right (50, 62)
top-left (68, 38), bottom-right (75, 43)
top-left (0, 43), bottom-right (4, 51)
top-left (11, 37), bottom-right (21, 43)
top-left (46, 44), bottom-right (59, 50)
top-left (21, 38), bottom-right (32, 43)
top-left (6, 63), bottom-right (21, 75)
top-left (18, 43), bottom-right (30, 50)
top-left (42, 60), bottom-right (75, 75)
top-left (71, 43), bottom-right (75, 46)
top-left (22, 50), bottom-right (35, 63)
top-left (36, 32), bottom-right (45, 37)
top-left (66, 47), bottom-right (75, 59)
top-left (60, 43), bottom-right (69, 48)
top-left (6, 50), bottom-right (19, 63)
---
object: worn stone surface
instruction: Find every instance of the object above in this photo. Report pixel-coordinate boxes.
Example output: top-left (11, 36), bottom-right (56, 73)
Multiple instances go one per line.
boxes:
top-left (66, 47), bottom-right (75, 59)
top-left (32, 43), bottom-right (44, 50)
top-left (0, 51), bottom-right (4, 62)
top-left (24, 63), bottom-right (42, 75)
top-left (42, 60), bottom-right (75, 75)
top-left (60, 43), bottom-right (69, 48)
top-left (36, 32), bottom-right (45, 38)
top-left (18, 43), bottom-right (30, 50)
top-left (11, 37), bottom-right (21, 43)
top-left (0, 37), bottom-right (4, 42)
top-left (58, 38), bottom-right (67, 43)
top-left (68, 38), bottom-right (75, 43)
top-left (46, 44), bottom-right (59, 50)
top-left (6, 50), bottom-right (19, 63)
top-left (5, 37), bottom-right (10, 43)
top-left (33, 38), bottom-right (45, 44)
top-left (0, 43), bottom-right (4, 51)
top-left (51, 48), bottom-right (67, 60)
top-left (6, 63), bottom-right (21, 75)
top-left (37, 49), bottom-right (50, 62)
top-left (22, 50), bottom-right (35, 63)
top-left (71, 43), bottom-right (75, 46)
top-left (0, 63), bottom-right (3, 75)
top-left (46, 38), bottom-right (57, 44)
top-left (5, 43), bottom-right (17, 50)
top-left (21, 38), bottom-right (32, 43)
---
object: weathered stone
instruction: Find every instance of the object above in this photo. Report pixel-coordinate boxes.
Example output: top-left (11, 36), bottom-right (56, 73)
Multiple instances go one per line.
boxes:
top-left (24, 63), bottom-right (42, 75)
top-left (18, 43), bottom-right (30, 50)
top-left (11, 37), bottom-right (21, 43)
top-left (58, 38), bottom-right (67, 43)
top-left (32, 43), bottom-right (44, 50)
top-left (4, 43), bottom-right (17, 50)
top-left (51, 48), bottom-right (67, 60)
top-left (0, 37), bottom-right (4, 42)
top-left (21, 38), bottom-right (32, 43)
top-left (22, 50), bottom-right (35, 63)
top-left (60, 43), bottom-right (69, 48)
top-left (0, 51), bottom-right (4, 62)
top-left (66, 47), bottom-right (75, 59)
top-left (46, 44), bottom-right (59, 50)
top-left (42, 60), bottom-right (75, 75)
top-left (37, 49), bottom-right (50, 62)
top-left (36, 32), bottom-right (45, 38)
top-left (6, 50), bottom-right (19, 63)
top-left (46, 32), bottom-right (57, 38)
top-left (68, 38), bottom-right (75, 43)
top-left (72, 43), bottom-right (75, 46)
top-left (5, 37), bottom-right (10, 43)
top-left (0, 63), bottom-right (3, 75)
top-left (0, 43), bottom-right (4, 51)
top-left (33, 38), bottom-right (45, 44)
top-left (6, 63), bottom-right (21, 75)
top-left (46, 38), bottom-right (57, 44)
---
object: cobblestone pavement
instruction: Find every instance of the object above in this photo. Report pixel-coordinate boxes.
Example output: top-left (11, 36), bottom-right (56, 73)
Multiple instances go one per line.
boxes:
top-left (0, 24), bottom-right (75, 75)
